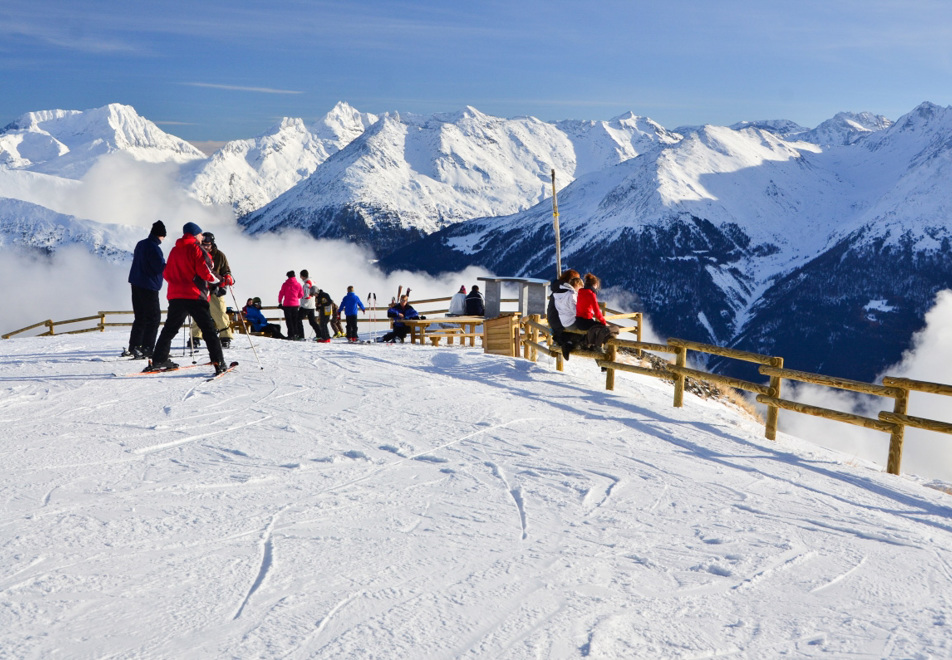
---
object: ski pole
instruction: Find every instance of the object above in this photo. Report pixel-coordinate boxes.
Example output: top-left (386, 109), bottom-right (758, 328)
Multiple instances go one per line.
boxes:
top-left (186, 314), bottom-right (197, 363)
top-left (228, 285), bottom-right (264, 370)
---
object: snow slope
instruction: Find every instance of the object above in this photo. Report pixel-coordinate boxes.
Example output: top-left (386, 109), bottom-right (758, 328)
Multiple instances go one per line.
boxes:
top-left (2, 331), bottom-right (951, 658)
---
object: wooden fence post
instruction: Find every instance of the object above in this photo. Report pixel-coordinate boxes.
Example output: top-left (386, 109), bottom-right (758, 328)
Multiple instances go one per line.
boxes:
top-left (886, 386), bottom-right (908, 475)
top-left (99, 312), bottom-right (106, 332)
top-left (531, 315), bottom-right (540, 362)
top-left (605, 342), bottom-right (617, 391)
top-left (765, 356), bottom-right (783, 440)
top-left (673, 345), bottom-right (686, 408)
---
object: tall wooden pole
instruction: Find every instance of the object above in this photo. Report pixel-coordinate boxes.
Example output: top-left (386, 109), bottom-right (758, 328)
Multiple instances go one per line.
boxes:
top-left (550, 169), bottom-right (562, 277)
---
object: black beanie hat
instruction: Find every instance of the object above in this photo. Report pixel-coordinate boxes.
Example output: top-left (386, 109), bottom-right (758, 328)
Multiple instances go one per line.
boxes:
top-left (151, 220), bottom-right (167, 237)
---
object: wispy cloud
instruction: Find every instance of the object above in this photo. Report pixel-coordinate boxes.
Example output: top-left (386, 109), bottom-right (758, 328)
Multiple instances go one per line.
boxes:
top-left (182, 82), bottom-right (303, 95)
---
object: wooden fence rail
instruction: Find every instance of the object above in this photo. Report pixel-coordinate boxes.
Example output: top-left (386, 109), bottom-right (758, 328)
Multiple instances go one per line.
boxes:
top-left (517, 314), bottom-right (951, 476)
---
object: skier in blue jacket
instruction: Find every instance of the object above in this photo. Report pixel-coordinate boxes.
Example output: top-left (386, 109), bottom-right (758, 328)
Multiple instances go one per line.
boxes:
top-left (338, 286), bottom-right (366, 342)
top-left (124, 220), bottom-right (167, 358)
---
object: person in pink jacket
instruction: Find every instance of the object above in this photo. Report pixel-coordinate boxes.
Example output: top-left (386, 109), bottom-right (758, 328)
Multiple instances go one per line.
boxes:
top-left (278, 270), bottom-right (304, 340)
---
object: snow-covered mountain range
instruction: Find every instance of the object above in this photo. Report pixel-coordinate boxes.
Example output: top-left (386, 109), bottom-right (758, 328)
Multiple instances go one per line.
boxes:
top-left (1, 100), bottom-right (949, 381)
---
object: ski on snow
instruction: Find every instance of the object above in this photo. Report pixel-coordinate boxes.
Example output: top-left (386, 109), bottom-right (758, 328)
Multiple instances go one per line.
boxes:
top-left (205, 361), bottom-right (239, 381)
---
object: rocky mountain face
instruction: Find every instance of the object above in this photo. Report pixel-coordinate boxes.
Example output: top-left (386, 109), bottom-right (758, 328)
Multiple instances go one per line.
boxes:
top-left (237, 106), bottom-right (682, 254)
top-left (379, 103), bottom-right (952, 381)
top-left (184, 102), bottom-right (379, 217)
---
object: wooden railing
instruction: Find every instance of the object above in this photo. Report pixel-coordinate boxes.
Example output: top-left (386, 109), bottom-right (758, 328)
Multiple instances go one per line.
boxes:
top-left (518, 315), bottom-right (952, 477)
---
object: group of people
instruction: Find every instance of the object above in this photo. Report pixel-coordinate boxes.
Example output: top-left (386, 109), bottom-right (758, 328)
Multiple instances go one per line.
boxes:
top-left (274, 271), bottom-right (364, 342)
top-left (447, 285), bottom-right (485, 317)
top-left (128, 221), bottom-right (604, 370)
top-left (547, 269), bottom-right (618, 359)
top-left (125, 221), bottom-right (233, 374)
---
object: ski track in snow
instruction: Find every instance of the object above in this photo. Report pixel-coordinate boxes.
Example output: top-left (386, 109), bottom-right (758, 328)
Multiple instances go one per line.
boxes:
top-left (233, 506), bottom-right (288, 620)
top-left (132, 415), bottom-right (272, 455)
top-left (4, 333), bottom-right (952, 658)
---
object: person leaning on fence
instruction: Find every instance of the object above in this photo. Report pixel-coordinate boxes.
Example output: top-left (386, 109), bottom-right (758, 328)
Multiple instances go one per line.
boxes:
top-left (299, 269), bottom-right (321, 340)
top-left (380, 295), bottom-right (418, 342)
top-left (448, 285), bottom-right (467, 316)
top-left (546, 269), bottom-right (582, 360)
top-left (464, 285), bottom-right (485, 316)
top-left (573, 272), bottom-right (619, 350)
top-left (278, 270), bottom-right (304, 340)
top-left (144, 222), bottom-right (226, 374)
top-left (338, 286), bottom-right (366, 342)
top-left (124, 220), bottom-right (167, 359)
top-left (244, 297), bottom-right (286, 339)
top-left (188, 232), bottom-right (235, 350)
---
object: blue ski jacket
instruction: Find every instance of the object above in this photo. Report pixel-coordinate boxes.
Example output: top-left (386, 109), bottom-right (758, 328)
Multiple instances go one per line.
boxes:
top-left (339, 292), bottom-right (365, 317)
top-left (128, 234), bottom-right (166, 291)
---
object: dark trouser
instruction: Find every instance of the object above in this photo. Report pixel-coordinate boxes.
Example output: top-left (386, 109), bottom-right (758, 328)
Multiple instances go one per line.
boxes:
top-left (331, 315), bottom-right (343, 336)
top-left (318, 310), bottom-right (331, 340)
top-left (152, 298), bottom-right (224, 366)
top-left (565, 318), bottom-right (619, 348)
top-left (129, 285), bottom-right (161, 354)
top-left (345, 315), bottom-right (359, 340)
top-left (301, 307), bottom-right (320, 339)
top-left (381, 325), bottom-right (409, 342)
top-left (282, 306), bottom-right (301, 339)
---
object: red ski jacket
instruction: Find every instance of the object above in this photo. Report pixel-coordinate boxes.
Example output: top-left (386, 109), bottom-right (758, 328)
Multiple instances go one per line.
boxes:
top-left (576, 287), bottom-right (607, 324)
top-left (163, 233), bottom-right (218, 301)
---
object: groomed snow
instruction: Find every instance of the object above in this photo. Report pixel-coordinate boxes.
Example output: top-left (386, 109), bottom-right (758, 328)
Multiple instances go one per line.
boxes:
top-left (2, 331), bottom-right (951, 658)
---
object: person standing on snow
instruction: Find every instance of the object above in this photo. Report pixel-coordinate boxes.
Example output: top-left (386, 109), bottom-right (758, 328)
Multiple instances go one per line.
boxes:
top-left (338, 286), bottom-right (366, 342)
top-left (278, 270), bottom-right (304, 340)
top-left (145, 223), bottom-right (226, 374)
top-left (299, 269), bottom-right (321, 340)
top-left (188, 232), bottom-right (235, 349)
top-left (315, 287), bottom-right (335, 342)
top-left (124, 220), bottom-right (167, 359)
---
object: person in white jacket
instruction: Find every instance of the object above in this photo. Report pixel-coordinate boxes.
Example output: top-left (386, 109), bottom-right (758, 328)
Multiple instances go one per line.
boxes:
top-left (299, 269), bottom-right (320, 340)
top-left (448, 286), bottom-right (467, 316)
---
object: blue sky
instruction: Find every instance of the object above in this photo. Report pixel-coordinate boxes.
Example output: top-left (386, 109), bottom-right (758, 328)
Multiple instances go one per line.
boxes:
top-left (3, 0), bottom-right (952, 142)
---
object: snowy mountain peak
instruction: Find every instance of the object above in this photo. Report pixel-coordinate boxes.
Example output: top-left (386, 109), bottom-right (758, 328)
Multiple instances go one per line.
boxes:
top-left (798, 111), bottom-right (893, 147)
top-left (0, 103), bottom-right (204, 178)
top-left (312, 101), bottom-right (379, 144)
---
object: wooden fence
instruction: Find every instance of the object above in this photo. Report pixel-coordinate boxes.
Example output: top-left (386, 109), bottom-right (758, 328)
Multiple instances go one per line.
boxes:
top-left (517, 314), bottom-right (952, 477)
top-left (5, 299), bottom-right (951, 477)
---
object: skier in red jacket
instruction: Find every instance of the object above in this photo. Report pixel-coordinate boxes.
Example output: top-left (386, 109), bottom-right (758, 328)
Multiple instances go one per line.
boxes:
top-left (144, 222), bottom-right (227, 374)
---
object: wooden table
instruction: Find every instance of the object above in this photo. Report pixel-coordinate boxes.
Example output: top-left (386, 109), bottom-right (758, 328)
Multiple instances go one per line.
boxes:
top-left (400, 316), bottom-right (485, 346)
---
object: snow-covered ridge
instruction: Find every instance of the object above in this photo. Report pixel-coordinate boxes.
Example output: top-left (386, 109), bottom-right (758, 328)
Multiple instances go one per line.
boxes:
top-left (0, 103), bottom-right (205, 178)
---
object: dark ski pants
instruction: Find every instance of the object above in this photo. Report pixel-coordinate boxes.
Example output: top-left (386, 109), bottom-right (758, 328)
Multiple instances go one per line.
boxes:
top-left (129, 285), bottom-right (161, 354)
top-left (301, 307), bottom-right (321, 339)
top-left (282, 305), bottom-right (301, 339)
top-left (318, 311), bottom-right (331, 340)
top-left (345, 315), bottom-right (359, 340)
top-left (152, 298), bottom-right (224, 366)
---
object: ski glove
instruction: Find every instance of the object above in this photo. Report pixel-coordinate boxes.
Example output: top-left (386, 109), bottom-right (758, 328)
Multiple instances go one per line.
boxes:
top-left (223, 274), bottom-right (235, 286)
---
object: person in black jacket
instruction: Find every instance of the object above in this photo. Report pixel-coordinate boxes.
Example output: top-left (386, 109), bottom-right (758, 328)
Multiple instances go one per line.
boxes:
top-left (464, 285), bottom-right (485, 316)
top-left (124, 220), bottom-right (167, 358)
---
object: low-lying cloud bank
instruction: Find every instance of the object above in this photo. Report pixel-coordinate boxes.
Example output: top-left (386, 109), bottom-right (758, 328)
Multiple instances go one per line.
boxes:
top-left (779, 290), bottom-right (952, 482)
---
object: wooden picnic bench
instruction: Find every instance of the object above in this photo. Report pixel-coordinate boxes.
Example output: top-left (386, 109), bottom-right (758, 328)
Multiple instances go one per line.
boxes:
top-left (399, 316), bottom-right (485, 346)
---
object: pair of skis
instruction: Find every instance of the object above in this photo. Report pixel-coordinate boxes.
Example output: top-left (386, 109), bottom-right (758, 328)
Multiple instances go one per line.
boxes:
top-left (126, 361), bottom-right (238, 382)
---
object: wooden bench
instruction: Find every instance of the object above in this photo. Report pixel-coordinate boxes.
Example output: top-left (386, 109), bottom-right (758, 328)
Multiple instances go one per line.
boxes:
top-left (427, 327), bottom-right (465, 346)
top-left (401, 316), bottom-right (484, 346)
